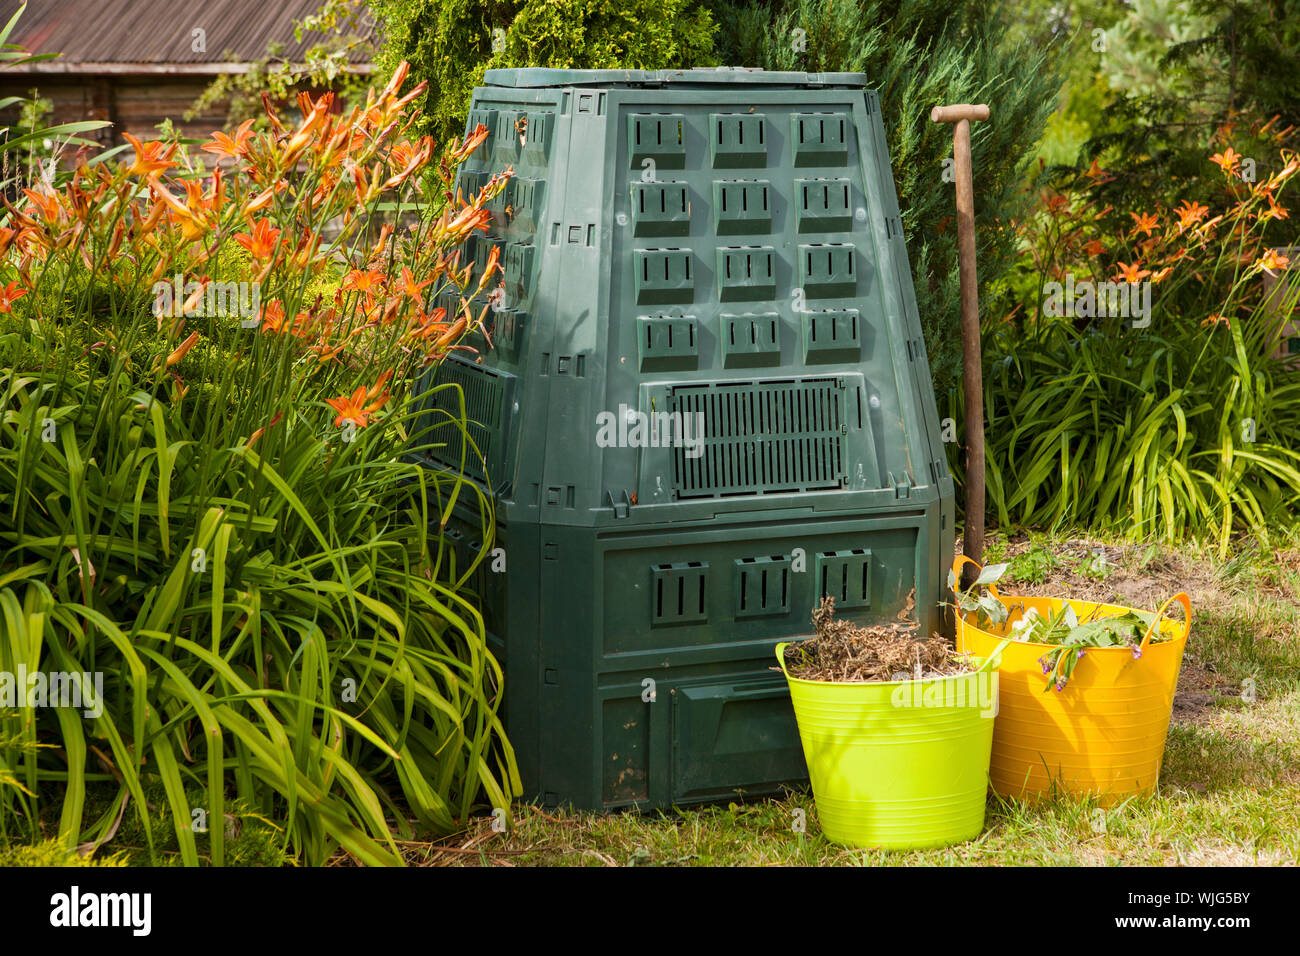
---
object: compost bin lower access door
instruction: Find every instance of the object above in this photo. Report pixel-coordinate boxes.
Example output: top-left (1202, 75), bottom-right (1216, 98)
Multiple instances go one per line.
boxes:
top-left (670, 679), bottom-right (806, 802)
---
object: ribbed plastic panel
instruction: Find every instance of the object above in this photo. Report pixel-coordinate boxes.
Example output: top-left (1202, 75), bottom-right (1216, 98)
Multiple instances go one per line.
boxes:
top-left (424, 356), bottom-right (511, 487)
top-left (669, 378), bottom-right (846, 498)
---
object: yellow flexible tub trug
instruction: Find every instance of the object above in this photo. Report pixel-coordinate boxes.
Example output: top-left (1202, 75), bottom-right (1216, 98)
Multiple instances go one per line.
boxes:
top-left (952, 555), bottom-right (1191, 803)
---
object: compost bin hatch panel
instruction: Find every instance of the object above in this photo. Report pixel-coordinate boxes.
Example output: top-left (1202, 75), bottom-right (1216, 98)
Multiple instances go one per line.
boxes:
top-left (671, 680), bottom-right (807, 801)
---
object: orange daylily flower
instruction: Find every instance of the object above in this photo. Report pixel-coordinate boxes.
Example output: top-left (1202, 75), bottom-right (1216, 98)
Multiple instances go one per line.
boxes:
top-left (1264, 154), bottom-right (1300, 192)
top-left (450, 124), bottom-right (491, 162)
top-left (407, 306), bottom-right (449, 341)
top-left (0, 281), bottom-right (28, 313)
top-left (296, 90), bottom-right (335, 123)
top-left (369, 223), bottom-right (394, 262)
top-left (201, 119), bottom-right (256, 161)
top-left (122, 132), bottom-right (177, 179)
top-left (106, 219), bottom-right (126, 258)
top-left (369, 60), bottom-right (427, 125)
top-left (22, 188), bottom-right (63, 226)
top-left (1082, 239), bottom-right (1106, 257)
top-left (281, 96), bottom-right (333, 164)
top-left (310, 341), bottom-right (346, 364)
top-left (365, 369), bottom-right (392, 405)
top-left (1114, 261), bottom-right (1151, 284)
top-left (1209, 147), bottom-right (1241, 177)
top-left (0, 225), bottom-right (36, 256)
top-left (1128, 211), bottom-right (1159, 238)
top-left (150, 180), bottom-right (214, 243)
top-left (383, 136), bottom-right (434, 190)
top-left (475, 245), bottom-right (502, 294)
top-left (1196, 214), bottom-right (1224, 237)
top-left (1201, 313), bottom-right (1230, 328)
top-left (395, 266), bottom-right (433, 299)
top-left (235, 218), bottom-right (281, 262)
top-left (292, 301), bottom-right (325, 335)
top-left (260, 91), bottom-right (287, 138)
top-left (1174, 199), bottom-right (1209, 231)
top-left (375, 294), bottom-right (406, 327)
top-left (260, 301), bottom-right (287, 333)
top-left (1261, 192), bottom-right (1290, 222)
top-left (342, 269), bottom-right (385, 294)
top-left (1256, 249), bottom-right (1291, 272)
top-left (326, 380), bottom-right (391, 428)
top-left (378, 61), bottom-right (410, 102)
top-left (289, 229), bottom-right (326, 272)
top-left (319, 123), bottom-right (365, 170)
top-left (348, 159), bottom-right (388, 204)
top-left (242, 187), bottom-right (276, 216)
top-left (388, 140), bottom-right (419, 171)
top-left (181, 278), bottom-right (210, 316)
top-left (170, 372), bottom-right (190, 402)
top-left (1083, 158), bottom-right (1112, 183)
top-left (1043, 193), bottom-right (1070, 215)
top-left (442, 205), bottom-right (492, 240)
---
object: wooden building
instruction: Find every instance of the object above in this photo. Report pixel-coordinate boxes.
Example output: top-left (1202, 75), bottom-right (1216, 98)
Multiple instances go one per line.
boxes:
top-left (0, 0), bottom-right (375, 149)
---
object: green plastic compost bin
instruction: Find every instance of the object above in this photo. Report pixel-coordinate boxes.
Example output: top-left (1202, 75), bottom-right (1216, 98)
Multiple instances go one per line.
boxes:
top-left (418, 67), bottom-right (955, 811)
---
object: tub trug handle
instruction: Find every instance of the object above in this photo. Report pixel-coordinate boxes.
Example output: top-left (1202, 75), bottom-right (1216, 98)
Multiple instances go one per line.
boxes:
top-left (951, 554), bottom-right (1000, 599)
top-left (1139, 593), bottom-right (1193, 649)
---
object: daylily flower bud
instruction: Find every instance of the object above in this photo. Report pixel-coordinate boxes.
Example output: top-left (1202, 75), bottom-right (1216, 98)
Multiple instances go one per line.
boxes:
top-left (165, 331), bottom-right (200, 367)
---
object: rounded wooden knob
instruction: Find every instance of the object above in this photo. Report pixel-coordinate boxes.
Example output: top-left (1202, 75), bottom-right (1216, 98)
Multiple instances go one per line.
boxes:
top-left (930, 104), bottom-right (990, 124)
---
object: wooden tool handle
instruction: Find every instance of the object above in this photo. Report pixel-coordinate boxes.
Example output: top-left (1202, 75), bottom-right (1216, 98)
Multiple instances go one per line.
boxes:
top-left (930, 104), bottom-right (990, 124)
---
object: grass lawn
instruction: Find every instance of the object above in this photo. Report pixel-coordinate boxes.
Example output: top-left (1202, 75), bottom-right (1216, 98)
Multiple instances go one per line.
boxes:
top-left (7, 531), bottom-right (1296, 867)
top-left (409, 532), bottom-right (1300, 867)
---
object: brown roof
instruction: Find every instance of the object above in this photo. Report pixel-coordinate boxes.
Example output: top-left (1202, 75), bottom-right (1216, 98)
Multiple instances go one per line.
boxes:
top-left (2, 0), bottom-right (376, 72)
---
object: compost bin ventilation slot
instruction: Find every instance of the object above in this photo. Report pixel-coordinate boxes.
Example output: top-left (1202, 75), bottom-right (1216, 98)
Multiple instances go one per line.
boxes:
top-left (669, 379), bottom-right (846, 498)
top-left (426, 357), bottom-right (509, 484)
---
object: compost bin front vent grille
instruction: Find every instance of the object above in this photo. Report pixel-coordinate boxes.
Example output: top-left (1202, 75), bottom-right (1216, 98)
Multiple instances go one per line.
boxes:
top-left (669, 378), bottom-right (846, 498)
top-left (425, 356), bottom-right (512, 488)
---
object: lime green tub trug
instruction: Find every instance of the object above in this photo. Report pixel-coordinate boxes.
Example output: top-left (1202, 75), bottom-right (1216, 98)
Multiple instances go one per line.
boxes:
top-left (776, 641), bottom-right (1007, 850)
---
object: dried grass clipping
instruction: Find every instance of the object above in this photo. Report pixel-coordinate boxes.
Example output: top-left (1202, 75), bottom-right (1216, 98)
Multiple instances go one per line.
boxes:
top-left (781, 591), bottom-right (970, 682)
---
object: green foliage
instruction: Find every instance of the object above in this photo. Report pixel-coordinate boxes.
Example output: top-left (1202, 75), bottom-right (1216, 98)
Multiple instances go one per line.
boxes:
top-left (0, 70), bottom-right (521, 865)
top-left (1101, 0), bottom-right (1218, 102)
top-left (996, 1), bottom-right (1127, 170)
top-left (1008, 542), bottom-right (1060, 585)
top-left (0, 2), bottom-right (108, 176)
top-left (67, 780), bottom-right (292, 866)
top-left (951, 560), bottom-right (1167, 691)
top-left (706, 0), bottom-right (1064, 398)
top-left (947, 560), bottom-right (1011, 628)
top-left (1076, 548), bottom-right (1114, 582)
top-left (963, 319), bottom-right (1300, 550)
top-left (372, 0), bottom-right (717, 145)
top-left (0, 837), bottom-right (128, 867)
top-left (1070, 0), bottom-right (1300, 234)
top-left (962, 122), bottom-right (1300, 550)
top-left (1013, 603), bottom-right (1160, 692)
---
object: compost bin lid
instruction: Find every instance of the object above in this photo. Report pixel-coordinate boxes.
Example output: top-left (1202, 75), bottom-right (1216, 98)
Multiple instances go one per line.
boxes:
top-left (481, 67), bottom-right (869, 89)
